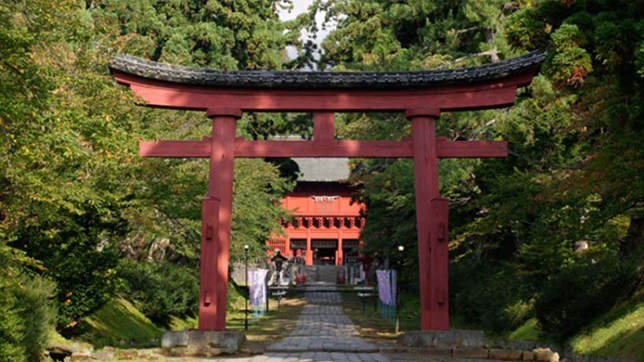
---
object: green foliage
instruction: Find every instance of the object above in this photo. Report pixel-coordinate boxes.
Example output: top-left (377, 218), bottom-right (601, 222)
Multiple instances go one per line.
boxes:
top-left (0, 244), bottom-right (57, 362)
top-left (308, 0), bottom-right (530, 289)
top-left (506, 8), bottom-right (550, 51)
top-left (451, 261), bottom-right (533, 335)
top-left (357, 159), bottom-right (417, 256)
top-left (1, 0), bottom-right (298, 335)
top-left (15, 220), bottom-right (122, 328)
top-left (535, 253), bottom-right (641, 342)
top-left (0, 245), bottom-right (26, 362)
top-left (318, 0), bottom-right (644, 344)
top-left (310, 0), bottom-right (517, 70)
top-left (15, 277), bottom-right (58, 362)
top-left (83, 297), bottom-right (163, 348)
top-left (571, 289), bottom-right (644, 361)
top-left (117, 260), bottom-right (199, 327)
top-left (508, 318), bottom-right (541, 342)
top-left (90, 0), bottom-right (298, 70)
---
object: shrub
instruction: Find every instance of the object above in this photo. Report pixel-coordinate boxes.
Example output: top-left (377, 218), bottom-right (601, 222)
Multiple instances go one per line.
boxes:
top-left (0, 261), bottom-right (25, 362)
top-left (0, 244), bottom-right (58, 362)
top-left (16, 277), bottom-right (58, 362)
top-left (451, 261), bottom-right (534, 335)
top-left (535, 253), bottom-right (640, 342)
top-left (117, 260), bottom-right (199, 327)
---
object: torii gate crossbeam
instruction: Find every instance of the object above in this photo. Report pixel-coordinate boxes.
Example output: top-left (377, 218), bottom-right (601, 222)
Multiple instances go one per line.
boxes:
top-left (109, 51), bottom-right (545, 331)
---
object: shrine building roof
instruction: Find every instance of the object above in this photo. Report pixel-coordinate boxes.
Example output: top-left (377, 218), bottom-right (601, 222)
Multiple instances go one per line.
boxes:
top-left (109, 51), bottom-right (546, 90)
top-left (294, 158), bottom-right (351, 182)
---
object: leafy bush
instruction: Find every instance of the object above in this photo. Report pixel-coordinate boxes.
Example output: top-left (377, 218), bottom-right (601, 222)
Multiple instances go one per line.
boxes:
top-left (451, 261), bottom-right (534, 335)
top-left (0, 248), bottom-right (25, 362)
top-left (535, 253), bottom-right (640, 342)
top-left (0, 244), bottom-right (58, 362)
top-left (16, 277), bottom-right (58, 362)
top-left (117, 260), bottom-right (199, 327)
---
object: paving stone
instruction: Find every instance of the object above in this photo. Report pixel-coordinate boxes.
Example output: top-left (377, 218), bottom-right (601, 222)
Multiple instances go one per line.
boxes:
top-left (453, 348), bottom-right (490, 359)
top-left (359, 354), bottom-right (376, 362)
top-left (489, 348), bottom-right (524, 361)
top-left (373, 354), bottom-right (390, 362)
top-left (523, 351), bottom-right (535, 361)
top-left (265, 283), bottom-right (390, 361)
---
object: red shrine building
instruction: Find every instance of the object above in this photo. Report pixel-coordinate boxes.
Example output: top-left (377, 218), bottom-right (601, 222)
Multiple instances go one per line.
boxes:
top-left (266, 158), bottom-right (365, 266)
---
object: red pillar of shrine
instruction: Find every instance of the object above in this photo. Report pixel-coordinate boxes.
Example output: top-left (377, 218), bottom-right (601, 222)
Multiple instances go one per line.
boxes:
top-left (199, 108), bottom-right (242, 331)
top-left (305, 227), bottom-right (313, 266)
top-left (407, 107), bottom-right (450, 331)
top-left (337, 232), bottom-right (344, 266)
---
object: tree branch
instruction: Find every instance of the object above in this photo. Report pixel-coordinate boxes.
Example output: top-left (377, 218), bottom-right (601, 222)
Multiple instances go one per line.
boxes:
top-left (454, 48), bottom-right (500, 63)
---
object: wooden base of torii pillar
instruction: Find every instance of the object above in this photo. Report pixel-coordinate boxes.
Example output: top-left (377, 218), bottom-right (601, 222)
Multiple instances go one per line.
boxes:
top-left (108, 51), bottom-right (544, 331)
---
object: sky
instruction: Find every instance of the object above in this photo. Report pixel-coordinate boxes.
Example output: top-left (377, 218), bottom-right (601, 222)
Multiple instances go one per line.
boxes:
top-left (278, 0), bottom-right (314, 22)
top-left (278, 0), bottom-right (334, 63)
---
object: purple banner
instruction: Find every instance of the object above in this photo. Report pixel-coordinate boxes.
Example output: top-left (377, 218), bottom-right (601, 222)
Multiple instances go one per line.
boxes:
top-left (376, 270), bottom-right (397, 307)
top-left (249, 268), bottom-right (268, 310)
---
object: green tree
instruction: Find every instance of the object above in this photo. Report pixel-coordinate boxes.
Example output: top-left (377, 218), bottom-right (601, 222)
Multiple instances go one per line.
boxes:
top-left (506, 0), bottom-right (644, 255)
top-left (311, 0), bottom-right (644, 338)
top-left (308, 0), bottom-right (530, 283)
top-left (2, 0), bottom-right (298, 333)
top-left (503, 0), bottom-right (644, 340)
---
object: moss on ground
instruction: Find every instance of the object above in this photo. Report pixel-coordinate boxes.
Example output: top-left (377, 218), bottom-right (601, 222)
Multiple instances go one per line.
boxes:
top-left (508, 318), bottom-right (540, 341)
top-left (570, 289), bottom-right (644, 362)
top-left (54, 290), bottom-right (305, 356)
top-left (84, 297), bottom-right (163, 348)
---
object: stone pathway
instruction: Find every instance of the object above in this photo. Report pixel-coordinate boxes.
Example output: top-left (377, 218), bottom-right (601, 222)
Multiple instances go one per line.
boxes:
top-left (266, 284), bottom-right (384, 355)
top-left (191, 283), bottom-right (392, 362)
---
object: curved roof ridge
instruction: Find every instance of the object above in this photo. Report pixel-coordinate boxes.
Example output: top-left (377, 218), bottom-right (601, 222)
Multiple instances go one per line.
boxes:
top-left (109, 51), bottom-right (546, 90)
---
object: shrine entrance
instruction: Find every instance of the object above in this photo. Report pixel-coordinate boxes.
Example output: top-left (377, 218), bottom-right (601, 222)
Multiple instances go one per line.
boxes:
top-left (312, 240), bottom-right (337, 265)
top-left (109, 51), bottom-right (545, 332)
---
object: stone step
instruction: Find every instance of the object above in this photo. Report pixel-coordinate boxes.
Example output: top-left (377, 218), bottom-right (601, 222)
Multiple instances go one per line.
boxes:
top-left (266, 336), bottom-right (380, 353)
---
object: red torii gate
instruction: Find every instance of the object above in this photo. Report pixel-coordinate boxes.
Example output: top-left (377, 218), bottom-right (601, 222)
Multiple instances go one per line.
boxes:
top-left (109, 51), bottom-right (545, 331)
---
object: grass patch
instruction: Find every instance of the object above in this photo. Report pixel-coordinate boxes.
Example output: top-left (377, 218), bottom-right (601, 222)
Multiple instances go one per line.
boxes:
top-left (570, 289), bottom-right (644, 362)
top-left (341, 289), bottom-right (494, 339)
top-left (57, 286), bottom-right (304, 353)
top-left (83, 297), bottom-right (163, 348)
top-left (168, 315), bottom-right (197, 331)
top-left (340, 289), bottom-right (401, 341)
top-left (227, 294), bottom-right (306, 343)
top-left (508, 318), bottom-right (540, 341)
top-left (49, 330), bottom-right (94, 351)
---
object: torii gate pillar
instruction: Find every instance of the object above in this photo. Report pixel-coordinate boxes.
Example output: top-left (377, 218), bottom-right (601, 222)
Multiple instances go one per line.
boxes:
top-left (199, 108), bottom-right (242, 331)
top-left (407, 107), bottom-right (450, 330)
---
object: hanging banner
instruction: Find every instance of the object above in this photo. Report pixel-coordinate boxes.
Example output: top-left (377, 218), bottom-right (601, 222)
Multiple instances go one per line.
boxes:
top-left (377, 269), bottom-right (397, 323)
top-left (249, 268), bottom-right (268, 318)
top-left (377, 270), bottom-right (396, 306)
top-left (390, 269), bottom-right (397, 307)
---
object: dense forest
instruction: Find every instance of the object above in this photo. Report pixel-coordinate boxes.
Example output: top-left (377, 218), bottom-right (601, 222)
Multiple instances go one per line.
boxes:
top-left (309, 0), bottom-right (644, 342)
top-left (1, 0), bottom-right (644, 361)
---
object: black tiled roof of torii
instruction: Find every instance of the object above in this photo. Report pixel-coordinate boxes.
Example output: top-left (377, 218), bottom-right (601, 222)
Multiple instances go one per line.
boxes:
top-left (108, 51), bottom-right (547, 90)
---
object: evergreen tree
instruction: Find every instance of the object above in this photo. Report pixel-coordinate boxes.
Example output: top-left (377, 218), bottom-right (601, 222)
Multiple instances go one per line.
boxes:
top-left (1, 0), bottom-right (298, 333)
top-left (311, 0), bottom-right (644, 337)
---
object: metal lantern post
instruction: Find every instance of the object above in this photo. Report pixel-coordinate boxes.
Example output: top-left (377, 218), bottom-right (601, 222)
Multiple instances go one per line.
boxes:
top-left (244, 244), bottom-right (249, 331)
top-left (396, 245), bottom-right (404, 334)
